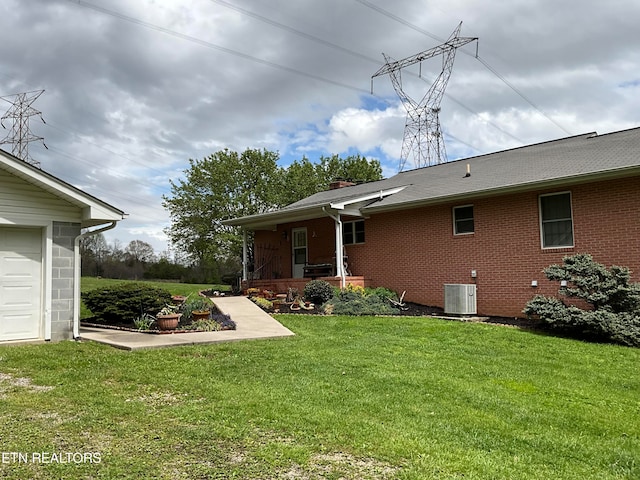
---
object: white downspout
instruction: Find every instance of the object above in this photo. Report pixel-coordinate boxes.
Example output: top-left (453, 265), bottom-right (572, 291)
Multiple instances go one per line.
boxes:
top-left (73, 221), bottom-right (117, 340)
top-left (322, 207), bottom-right (346, 289)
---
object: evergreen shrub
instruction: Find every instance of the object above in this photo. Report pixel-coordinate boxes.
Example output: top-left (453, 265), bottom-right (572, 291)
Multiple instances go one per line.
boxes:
top-left (523, 254), bottom-right (640, 347)
top-left (303, 280), bottom-right (335, 305)
top-left (323, 285), bottom-right (399, 316)
top-left (82, 283), bottom-right (173, 324)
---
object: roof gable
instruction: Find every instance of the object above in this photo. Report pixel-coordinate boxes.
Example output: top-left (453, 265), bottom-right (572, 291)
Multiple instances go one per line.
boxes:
top-left (0, 149), bottom-right (125, 227)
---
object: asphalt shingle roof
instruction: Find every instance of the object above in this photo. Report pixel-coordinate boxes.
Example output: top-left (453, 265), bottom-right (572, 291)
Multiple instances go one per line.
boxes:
top-left (227, 127), bottom-right (640, 228)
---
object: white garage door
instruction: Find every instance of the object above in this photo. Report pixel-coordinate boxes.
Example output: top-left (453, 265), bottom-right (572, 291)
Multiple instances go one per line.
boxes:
top-left (0, 227), bottom-right (42, 342)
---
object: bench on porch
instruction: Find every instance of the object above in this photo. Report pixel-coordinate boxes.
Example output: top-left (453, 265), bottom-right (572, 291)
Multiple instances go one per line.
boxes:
top-left (303, 263), bottom-right (333, 279)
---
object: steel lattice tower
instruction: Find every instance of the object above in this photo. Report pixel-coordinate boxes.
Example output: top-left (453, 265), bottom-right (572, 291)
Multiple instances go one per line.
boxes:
top-left (0, 90), bottom-right (47, 168)
top-left (372, 23), bottom-right (477, 171)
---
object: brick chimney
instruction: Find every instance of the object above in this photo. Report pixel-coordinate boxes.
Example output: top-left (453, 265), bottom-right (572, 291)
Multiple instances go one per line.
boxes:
top-left (329, 180), bottom-right (356, 190)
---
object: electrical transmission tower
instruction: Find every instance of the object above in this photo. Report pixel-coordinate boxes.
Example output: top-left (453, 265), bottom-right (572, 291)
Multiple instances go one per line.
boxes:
top-left (372, 23), bottom-right (477, 171)
top-left (0, 90), bottom-right (47, 168)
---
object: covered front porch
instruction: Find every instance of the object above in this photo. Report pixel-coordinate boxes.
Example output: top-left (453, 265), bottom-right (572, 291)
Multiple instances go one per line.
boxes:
top-left (223, 183), bottom-right (404, 294)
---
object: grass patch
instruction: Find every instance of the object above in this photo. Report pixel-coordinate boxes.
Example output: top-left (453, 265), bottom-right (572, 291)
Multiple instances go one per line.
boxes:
top-left (0, 315), bottom-right (638, 478)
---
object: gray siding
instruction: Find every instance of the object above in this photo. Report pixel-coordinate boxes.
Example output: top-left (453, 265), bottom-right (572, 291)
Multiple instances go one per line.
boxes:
top-left (50, 222), bottom-right (81, 341)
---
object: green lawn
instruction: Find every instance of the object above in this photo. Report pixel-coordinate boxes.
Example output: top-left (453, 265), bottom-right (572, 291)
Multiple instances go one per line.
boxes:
top-left (0, 313), bottom-right (638, 479)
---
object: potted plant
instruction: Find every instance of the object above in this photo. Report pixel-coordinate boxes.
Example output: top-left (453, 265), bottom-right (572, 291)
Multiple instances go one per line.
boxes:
top-left (171, 294), bottom-right (187, 305)
top-left (183, 296), bottom-right (212, 322)
top-left (155, 304), bottom-right (181, 331)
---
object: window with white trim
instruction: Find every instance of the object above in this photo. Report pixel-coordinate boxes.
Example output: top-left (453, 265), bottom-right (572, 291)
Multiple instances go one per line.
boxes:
top-left (540, 192), bottom-right (574, 248)
top-left (343, 220), bottom-right (365, 245)
top-left (453, 205), bottom-right (474, 235)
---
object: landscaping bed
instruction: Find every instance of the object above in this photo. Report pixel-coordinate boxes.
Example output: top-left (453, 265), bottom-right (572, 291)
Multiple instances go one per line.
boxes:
top-left (80, 314), bottom-right (236, 334)
top-left (80, 282), bottom-right (236, 334)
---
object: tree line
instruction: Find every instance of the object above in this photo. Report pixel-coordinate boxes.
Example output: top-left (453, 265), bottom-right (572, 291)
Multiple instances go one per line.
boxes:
top-left (80, 235), bottom-right (194, 281)
top-left (82, 149), bottom-right (383, 283)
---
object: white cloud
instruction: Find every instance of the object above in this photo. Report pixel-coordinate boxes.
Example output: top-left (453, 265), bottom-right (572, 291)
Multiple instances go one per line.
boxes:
top-left (1, 0), bottom-right (639, 253)
top-left (327, 105), bottom-right (404, 157)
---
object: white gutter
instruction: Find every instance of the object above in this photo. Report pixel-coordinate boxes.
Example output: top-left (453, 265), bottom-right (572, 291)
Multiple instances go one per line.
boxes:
top-left (329, 185), bottom-right (406, 210)
top-left (73, 221), bottom-right (118, 339)
top-left (322, 207), bottom-right (346, 288)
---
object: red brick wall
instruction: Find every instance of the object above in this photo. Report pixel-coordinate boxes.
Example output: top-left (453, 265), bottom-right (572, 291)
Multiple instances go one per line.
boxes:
top-left (346, 176), bottom-right (640, 317)
top-left (253, 176), bottom-right (640, 318)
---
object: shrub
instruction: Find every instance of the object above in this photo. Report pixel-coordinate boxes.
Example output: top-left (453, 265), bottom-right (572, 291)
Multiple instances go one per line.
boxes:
top-left (133, 313), bottom-right (155, 330)
top-left (183, 313), bottom-right (235, 331)
top-left (303, 280), bottom-right (335, 305)
top-left (343, 283), bottom-right (366, 296)
top-left (323, 286), bottom-right (399, 316)
top-left (252, 296), bottom-right (273, 311)
top-left (523, 254), bottom-right (640, 347)
top-left (184, 318), bottom-right (221, 332)
top-left (82, 283), bottom-right (173, 324)
top-left (366, 286), bottom-right (398, 300)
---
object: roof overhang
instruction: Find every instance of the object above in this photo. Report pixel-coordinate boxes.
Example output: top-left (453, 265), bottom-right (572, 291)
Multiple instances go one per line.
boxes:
top-left (224, 186), bottom-right (407, 230)
top-left (0, 150), bottom-right (126, 228)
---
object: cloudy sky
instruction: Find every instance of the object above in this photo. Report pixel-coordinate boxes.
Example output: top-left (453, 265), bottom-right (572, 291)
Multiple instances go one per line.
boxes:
top-left (2, 0), bottom-right (638, 255)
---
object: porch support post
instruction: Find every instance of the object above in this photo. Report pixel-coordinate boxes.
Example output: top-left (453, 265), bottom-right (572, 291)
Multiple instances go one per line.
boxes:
top-left (323, 207), bottom-right (346, 289)
top-left (242, 229), bottom-right (248, 282)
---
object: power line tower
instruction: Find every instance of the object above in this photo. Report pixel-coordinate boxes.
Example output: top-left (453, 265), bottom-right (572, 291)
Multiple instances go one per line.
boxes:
top-left (372, 23), bottom-right (477, 171)
top-left (0, 89), bottom-right (47, 168)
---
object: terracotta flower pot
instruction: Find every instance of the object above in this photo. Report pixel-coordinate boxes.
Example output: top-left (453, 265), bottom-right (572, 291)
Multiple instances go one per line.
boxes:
top-left (191, 310), bottom-right (210, 321)
top-left (171, 295), bottom-right (187, 305)
top-left (156, 313), bottom-right (181, 331)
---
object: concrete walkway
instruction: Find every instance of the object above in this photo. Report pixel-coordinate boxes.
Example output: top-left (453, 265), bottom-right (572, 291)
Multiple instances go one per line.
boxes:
top-left (79, 296), bottom-right (295, 351)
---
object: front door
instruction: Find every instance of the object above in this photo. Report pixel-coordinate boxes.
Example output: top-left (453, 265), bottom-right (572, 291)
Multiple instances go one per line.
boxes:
top-left (0, 227), bottom-right (42, 342)
top-left (292, 228), bottom-right (307, 278)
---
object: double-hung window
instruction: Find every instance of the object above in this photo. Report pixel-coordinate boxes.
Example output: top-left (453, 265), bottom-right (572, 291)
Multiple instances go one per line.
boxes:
top-left (540, 192), bottom-right (574, 248)
top-left (343, 220), bottom-right (365, 245)
top-left (453, 205), bottom-right (474, 235)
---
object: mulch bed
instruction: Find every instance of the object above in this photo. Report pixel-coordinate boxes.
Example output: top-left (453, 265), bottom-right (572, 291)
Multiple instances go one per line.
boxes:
top-left (81, 316), bottom-right (236, 335)
top-left (277, 301), bottom-right (542, 330)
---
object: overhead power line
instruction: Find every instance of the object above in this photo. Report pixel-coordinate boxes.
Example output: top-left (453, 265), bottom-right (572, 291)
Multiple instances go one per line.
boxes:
top-left (66, 0), bottom-right (528, 158)
top-left (353, 0), bottom-right (572, 136)
top-left (205, 0), bottom-right (522, 149)
top-left (66, 0), bottom-right (371, 96)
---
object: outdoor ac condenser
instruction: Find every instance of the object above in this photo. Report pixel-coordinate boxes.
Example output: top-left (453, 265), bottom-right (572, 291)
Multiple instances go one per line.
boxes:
top-left (444, 284), bottom-right (477, 315)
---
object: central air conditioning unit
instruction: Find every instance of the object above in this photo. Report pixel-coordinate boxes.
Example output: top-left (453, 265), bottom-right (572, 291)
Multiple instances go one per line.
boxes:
top-left (444, 284), bottom-right (477, 315)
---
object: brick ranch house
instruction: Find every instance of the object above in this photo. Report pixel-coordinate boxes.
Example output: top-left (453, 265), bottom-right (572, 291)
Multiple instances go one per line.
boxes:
top-left (0, 150), bottom-right (125, 344)
top-left (225, 127), bottom-right (640, 318)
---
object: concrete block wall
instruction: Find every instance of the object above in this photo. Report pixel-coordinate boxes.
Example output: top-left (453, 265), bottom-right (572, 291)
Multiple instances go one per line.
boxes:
top-left (51, 222), bottom-right (80, 340)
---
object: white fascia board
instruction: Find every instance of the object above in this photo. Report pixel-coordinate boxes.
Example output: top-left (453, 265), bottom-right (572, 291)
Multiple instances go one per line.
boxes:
top-left (329, 186), bottom-right (407, 211)
top-left (81, 206), bottom-right (127, 227)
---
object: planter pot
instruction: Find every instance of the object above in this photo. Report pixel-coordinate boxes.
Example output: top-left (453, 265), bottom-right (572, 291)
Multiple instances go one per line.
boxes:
top-left (171, 295), bottom-right (187, 305)
top-left (156, 313), bottom-right (181, 331)
top-left (192, 310), bottom-right (210, 321)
